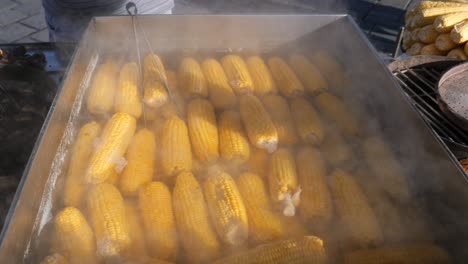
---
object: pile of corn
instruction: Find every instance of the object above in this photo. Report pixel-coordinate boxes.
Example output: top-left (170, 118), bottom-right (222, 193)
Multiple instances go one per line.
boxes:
top-left (39, 53), bottom-right (452, 264)
top-left (403, 0), bottom-right (468, 59)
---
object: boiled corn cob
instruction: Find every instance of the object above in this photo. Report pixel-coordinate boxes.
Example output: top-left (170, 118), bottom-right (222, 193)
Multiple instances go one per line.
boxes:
top-left (86, 60), bottom-right (119, 115)
top-left (267, 57), bottom-right (305, 98)
top-left (115, 62), bottom-right (143, 119)
top-left (139, 182), bottom-right (178, 260)
top-left (212, 236), bottom-right (328, 264)
top-left (105, 170), bottom-right (120, 185)
top-left (221, 54), bottom-right (254, 94)
top-left (310, 50), bottom-right (347, 89)
top-left (451, 19), bottom-right (468, 43)
top-left (124, 201), bottom-right (148, 259)
top-left (87, 183), bottom-right (130, 257)
top-left (120, 129), bottom-right (156, 196)
top-left (406, 1), bottom-right (467, 21)
top-left (413, 6), bottom-right (468, 28)
top-left (239, 94), bottom-right (278, 153)
top-left (204, 170), bottom-right (248, 246)
top-left (435, 33), bottom-right (457, 50)
top-left (417, 25), bottom-right (439, 43)
top-left (246, 55), bottom-right (277, 96)
top-left (320, 127), bottom-right (353, 168)
top-left (288, 54), bottom-right (328, 94)
top-left (248, 147), bottom-right (269, 177)
top-left (447, 47), bottom-right (468, 58)
top-left (172, 172), bottom-right (220, 263)
top-left (179, 57), bottom-right (208, 98)
top-left (421, 43), bottom-right (447, 55)
top-left (187, 99), bottom-right (219, 163)
top-left (86, 112), bottom-right (136, 184)
top-left (331, 169), bottom-right (383, 247)
top-left (411, 28), bottom-right (421, 42)
top-left (40, 254), bottom-right (68, 264)
top-left (407, 42), bottom-right (424, 55)
top-left (218, 111), bottom-right (250, 164)
top-left (201, 58), bottom-right (236, 109)
top-left (269, 148), bottom-right (301, 217)
top-left (290, 97), bottom-right (325, 145)
top-left (63, 121), bottom-right (101, 208)
top-left (160, 116), bottom-right (192, 177)
top-left (143, 54), bottom-right (168, 108)
top-left (262, 95), bottom-right (298, 146)
top-left (434, 12), bottom-right (468, 32)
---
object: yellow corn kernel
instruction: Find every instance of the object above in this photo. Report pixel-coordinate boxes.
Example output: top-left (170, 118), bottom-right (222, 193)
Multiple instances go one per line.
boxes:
top-left (435, 33), bottom-right (457, 51)
top-left (310, 50), bottom-right (347, 89)
top-left (86, 112), bottom-right (136, 184)
top-left (63, 121), bottom-right (101, 209)
top-left (53, 207), bottom-right (96, 262)
top-left (447, 47), bottom-right (468, 59)
top-left (179, 57), bottom-right (208, 98)
top-left (434, 12), bottom-right (468, 32)
top-left (160, 116), bottom-right (192, 177)
top-left (331, 169), bottom-right (383, 247)
top-left (290, 97), bottom-right (324, 145)
top-left (172, 172), bottom-right (220, 263)
top-left (314, 92), bottom-right (359, 137)
top-left (212, 236), bottom-right (328, 264)
top-left (87, 60), bottom-right (119, 115)
top-left (187, 99), bottom-right (219, 163)
top-left (267, 57), bottom-right (304, 98)
top-left (248, 147), bottom-right (269, 177)
top-left (120, 128), bottom-right (156, 196)
top-left (204, 170), bottom-right (248, 246)
top-left (87, 183), bottom-right (130, 257)
top-left (221, 54), bottom-right (254, 94)
top-left (246, 55), bottom-right (277, 96)
top-left (218, 111), bottom-right (250, 164)
top-left (407, 42), bottom-right (424, 55)
top-left (288, 54), bottom-right (328, 94)
top-left (139, 182), bottom-right (178, 260)
top-left (262, 95), bottom-right (298, 146)
top-left (296, 147), bottom-right (333, 232)
top-left (451, 20), bottom-right (468, 43)
top-left (143, 54), bottom-right (168, 108)
top-left (269, 148), bottom-right (300, 216)
top-left (202, 58), bottom-right (236, 109)
top-left (40, 253), bottom-right (68, 264)
top-left (320, 127), bottom-right (353, 168)
top-left (115, 62), bottom-right (143, 118)
top-left (239, 94), bottom-right (278, 153)
top-left (124, 201), bottom-right (148, 259)
top-left (236, 172), bottom-right (283, 243)
top-left (417, 25), bottom-right (439, 43)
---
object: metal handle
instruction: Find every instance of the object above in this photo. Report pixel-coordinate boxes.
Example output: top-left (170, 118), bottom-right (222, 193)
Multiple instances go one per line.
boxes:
top-left (126, 2), bottom-right (138, 16)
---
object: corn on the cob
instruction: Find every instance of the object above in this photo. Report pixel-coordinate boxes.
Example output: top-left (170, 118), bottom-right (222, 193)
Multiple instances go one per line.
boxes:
top-left (344, 244), bottom-right (452, 264)
top-left (124, 201), bottom-right (148, 259)
top-left (417, 25), bottom-right (439, 43)
top-left (204, 170), bottom-right (248, 246)
top-left (221, 54), bottom-right (254, 94)
top-left (172, 172), bottom-right (220, 263)
top-left (288, 54), bottom-right (328, 94)
top-left (269, 148), bottom-right (301, 216)
top-left (63, 121), bottom-right (101, 208)
top-left (86, 112), bottom-right (136, 184)
top-left (296, 147), bottom-right (332, 232)
top-left (320, 127), bottom-right (353, 168)
top-left (187, 99), bottom-right (219, 163)
top-left (212, 236), bottom-right (328, 264)
top-left (139, 182), bottom-right (178, 260)
top-left (248, 147), bottom-right (269, 177)
top-left (413, 6), bottom-right (468, 28)
top-left (310, 50), bottom-right (347, 89)
top-left (218, 110), bottom-right (250, 164)
top-left (407, 42), bottom-right (424, 55)
top-left (262, 95), bottom-right (298, 146)
top-left (239, 94), bottom-right (278, 153)
top-left (451, 19), bottom-right (468, 43)
top-left (115, 62), bottom-right (143, 118)
top-left (448, 47), bottom-right (468, 58)
top-left (143, 54), bottom-right (168, 108)
top-left (267, 57), bottom-right (304, 98)
top-left (160, 116), bottom-right (192, 177)
top-left (202, 58), bottom-right (237, 109)
top-left (105, 170), bottom-right (120, 185)
top-left (179, 57), bottom-right (208, 98)
top-left (331, 169), bottom-right (383, 247)
top-left (434, 12), bottom-right (468, 32)
top-left (290, 97), bottom-right (325, 145)
top-left (406, 1), bottom-right (467, 21)
top-left (435, 33), bottom-right (457, 50)
top-left (40, 253), bottom-right (68, 264)
top-left (119, 129), bottom-right (156, 196)
top-left (421, 43), bottom-right (447, 55)
top-left (87, 60), bottom-right (119, 115)
top-left (411, 28), bottom-right (421, 41)
top-left (246, 55), bottom-right (277, 96)
top-left (402, 30), bottom-right (414, 51)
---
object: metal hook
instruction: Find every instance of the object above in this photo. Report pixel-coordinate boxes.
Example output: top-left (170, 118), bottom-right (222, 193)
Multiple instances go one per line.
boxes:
top-left (126, 2), bottom-right (138, 16)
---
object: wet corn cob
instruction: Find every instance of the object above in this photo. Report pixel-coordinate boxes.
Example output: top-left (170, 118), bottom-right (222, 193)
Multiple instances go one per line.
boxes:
top-left (435, 33), bottom-right (457, 51)
top-left (218, 111), bottom-right (250, 164)
top-left (172, 172), bottom-right (220, 263)
top-left (212, 236), bottom-right (328, 264)
top-left (320, 127), bottom-right (353, 168)
top-left (451, 19), bottom-right (468, 43)
top-left (160, 116), bottom-right (192, 177)
top-left (262, 95), bottom-right (298, 146)
top-left (143, 54), bottom-right (168, 108)
top-left (246, 55), bottom-right (277, 96)
top-left (124, 201), bottom-right (148, 260)
top-left (179, 57), bottom-right (208, 98)
top-left (115, 62), bottom-right (143, 119)
top-left (267, 57), bottom-right (304, 98)
top-left (407, 42), bottom-right (424, 55)
top-left (204, 170), bottom-right (248, 246)
top-left (288, 54), bottom-right (328, 94)
top-left (248, 147), bottom-right (269, 177)
top-left (447, 47), bottom-right (468, 59)
top-left (139, 182), bottom-right (178, 260)
top-left (269, 148), bottom-right (301, 216)
top-left (434, 12), bottom-right (468, 32)
top-left (236, 172), bottom-right (284, 243)
top-left (119, 129), bottom-right (156, 197)
top-left (331, 169), bottom-right (383, 247)
top-left (187, 99), bottom-right (219, 163)
top-left (86, 112), bottom-right (136, 184)
top-left (201, 58), bottom-right (237, 109)
top-left (221, 54), bottom-right (254, 94)
top-left (418, 25), bottom-right (439, 43)
top-left (296, 147), bottom-right (333, 232)
top-left (290, 97), bottom-right (324, 145)
top-left (40, 253), bottom-right (68, 264)
top-left (63, 121), bottom-right (101, 209)
top-left (87, 60), bottom-right (119, 115)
